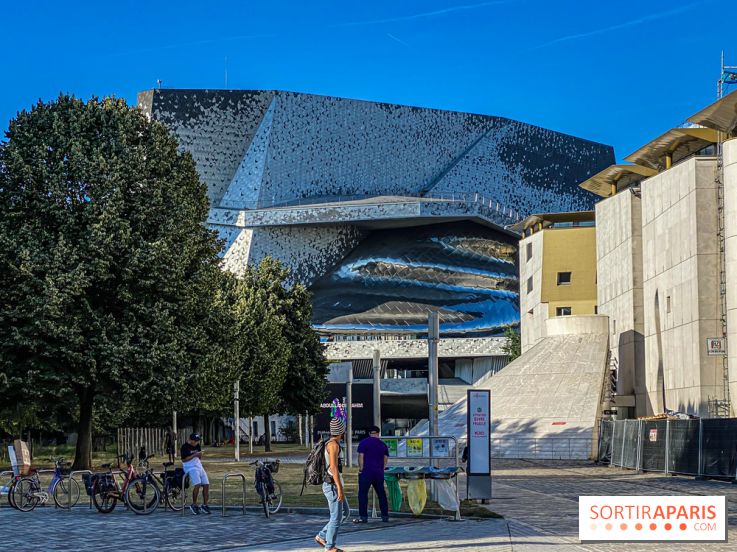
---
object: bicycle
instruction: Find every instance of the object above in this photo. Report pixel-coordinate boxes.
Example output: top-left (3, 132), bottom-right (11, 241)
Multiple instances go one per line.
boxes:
top-left (250, 459), bottom-right (282, 518)
top-left (138, 454), bottom-right (186, 512)
top-left (7, 457), bottom-right (80, 512)
top-left (88, 453), bottom-right (160, 514)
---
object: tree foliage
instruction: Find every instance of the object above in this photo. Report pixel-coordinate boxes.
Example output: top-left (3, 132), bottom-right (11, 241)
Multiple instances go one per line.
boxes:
top-left (228, 258), bottom-right (329, 451)
top-left (0, 95), bottom-right (233, 467)
top-left (502, 326), bottom-right (521, 361)
top-left (0, 95), bottom-right (330, 464)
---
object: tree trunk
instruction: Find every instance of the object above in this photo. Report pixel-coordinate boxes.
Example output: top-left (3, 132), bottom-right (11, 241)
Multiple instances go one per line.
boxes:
top-left (73, 387), bottom-right (95, 470)
top-left (263, 414), bottom-right (271, 452)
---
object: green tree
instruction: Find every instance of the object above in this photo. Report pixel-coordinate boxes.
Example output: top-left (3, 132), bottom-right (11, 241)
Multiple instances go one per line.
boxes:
top-left (230, 259), bottom-right (291, 452)
top-left (277, 282), bottom-right (329, 417)
top-left (0, 95), bottom-right (230, 468)
top-left (502, 326), bottom-right (521, 361)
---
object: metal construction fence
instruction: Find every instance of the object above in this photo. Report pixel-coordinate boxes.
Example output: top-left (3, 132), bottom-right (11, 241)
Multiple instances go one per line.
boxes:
top-left (598, 418), bottom-right (737, 479)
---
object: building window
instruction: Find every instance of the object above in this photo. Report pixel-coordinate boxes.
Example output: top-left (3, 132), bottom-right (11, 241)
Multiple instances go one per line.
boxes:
top-left (527, 277), bottom-right (533, 294)
top-left (666, 296), bottom-right (671, 313)
top-left (557, 271), bottom-right (572, 285)
top-left (526, 242), bottom-right (533, 262)
top-left (556, 306), bottom-right (572, 316)
top-left (612, 319), bottom-right (616, 335)
top-left (594, 305), bottom-right (598, 314)
top-left (270, 420), bottom-right (277, 438)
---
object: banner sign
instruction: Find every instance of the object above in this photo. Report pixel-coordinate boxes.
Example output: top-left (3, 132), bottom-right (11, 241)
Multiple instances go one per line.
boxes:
top-left (431, 437), bottom-right (450, 457)
top-left (579, 496), bottom-right (726, 542)
top-left (467, 389), bottom-right (490, 474)
top-left (706, 338), bottom-right (726, 356)
top-left (406, 438), bottom-right (423, 458)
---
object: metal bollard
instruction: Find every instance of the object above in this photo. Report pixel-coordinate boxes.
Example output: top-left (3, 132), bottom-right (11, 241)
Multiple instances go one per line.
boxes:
top-left (221, 472), bottom-right (247, 517)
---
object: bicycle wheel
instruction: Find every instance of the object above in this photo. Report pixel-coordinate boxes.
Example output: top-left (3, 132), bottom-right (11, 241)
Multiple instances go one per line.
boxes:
top-left (52, 477), bottom-right (81, 509)
top-left (92, 483), bottom-right (118, 514)
top-left (125, 477), bottom-right (160, 515)
top-left (257, 481), bottom-right (270, 518)
top-left (7, 479), bottom-right (17, 509)
top-left (268, 480), bottom-right (282, 515)
top-left (164, 483), bottom-right (183, 512)
top-left (11, 478), bottom-right (41, 512)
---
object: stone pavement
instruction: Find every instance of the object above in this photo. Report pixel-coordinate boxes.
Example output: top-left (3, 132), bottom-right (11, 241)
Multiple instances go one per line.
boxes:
top-left (3, 459), bottom-right (736, 551)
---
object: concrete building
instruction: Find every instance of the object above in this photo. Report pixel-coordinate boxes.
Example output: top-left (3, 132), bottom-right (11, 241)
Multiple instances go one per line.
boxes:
top-left (570, 91), bottom-right (737, 418)
top-left (514, 212), bottom-right (598, 352)
top-left (417, 315), bottom-right (611, 459)
top-left (138, 88), bottom-right (613, 431)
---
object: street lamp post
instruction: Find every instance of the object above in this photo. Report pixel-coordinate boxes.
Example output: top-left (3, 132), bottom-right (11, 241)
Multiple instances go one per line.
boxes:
top-left (234, 381), bottom-right (240, 462)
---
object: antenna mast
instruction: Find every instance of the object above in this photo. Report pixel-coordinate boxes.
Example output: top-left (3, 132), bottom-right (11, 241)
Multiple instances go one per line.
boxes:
top-left (718, 50), bottom-right (737, 98)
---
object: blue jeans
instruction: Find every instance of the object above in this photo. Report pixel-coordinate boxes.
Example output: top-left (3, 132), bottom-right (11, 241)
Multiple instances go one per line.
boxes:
top-left (318, 482), bottom-right (342, 549)
top-left (358, 472), bottom-right (388, 520)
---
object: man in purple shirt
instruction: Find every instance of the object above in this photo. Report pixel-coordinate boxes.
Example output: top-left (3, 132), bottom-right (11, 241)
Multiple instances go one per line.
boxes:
top-left (353, 426), bottom-right (389, 523)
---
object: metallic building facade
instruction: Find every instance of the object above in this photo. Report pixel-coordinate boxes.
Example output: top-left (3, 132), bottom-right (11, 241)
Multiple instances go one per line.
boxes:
top-left (139, 89), bottom-right (614, 337)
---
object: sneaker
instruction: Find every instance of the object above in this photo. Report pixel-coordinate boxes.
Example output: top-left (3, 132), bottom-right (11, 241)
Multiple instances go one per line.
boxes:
top-left (189, 504), bottom-right (200, 515)
top-left (382, 517), bottom-right (389, 522)
top-left (200, 504), bottom-right (211, 515)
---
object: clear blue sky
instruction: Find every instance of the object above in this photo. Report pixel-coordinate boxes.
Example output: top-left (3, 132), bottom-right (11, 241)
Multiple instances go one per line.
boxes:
top-left (1, 0), bottom-right (735, 159)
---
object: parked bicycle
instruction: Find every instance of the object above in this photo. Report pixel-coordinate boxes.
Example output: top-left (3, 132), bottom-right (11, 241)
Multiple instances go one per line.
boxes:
top-left (7, 457), bottom-right (80, 512)
top-left (250, 459), bottom-right (282, 518)
top-left (85, 453), bottom-right (160, 514)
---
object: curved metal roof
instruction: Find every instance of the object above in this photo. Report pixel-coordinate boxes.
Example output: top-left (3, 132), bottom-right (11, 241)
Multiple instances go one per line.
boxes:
top-left (624, 127), bottom-right (719, 171)
top-left (687, 89), bottom-right (737, 133)
top-left (578, 164), bottom-right (657, 197)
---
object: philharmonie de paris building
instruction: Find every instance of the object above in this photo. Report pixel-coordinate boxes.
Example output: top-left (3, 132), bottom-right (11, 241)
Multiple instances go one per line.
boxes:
top-left (138, 88), bottom-right (614, 451)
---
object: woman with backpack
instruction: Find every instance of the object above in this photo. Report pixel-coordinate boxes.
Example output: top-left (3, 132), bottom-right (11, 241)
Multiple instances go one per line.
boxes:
top-left (315, 417), bottom-right (346, 552)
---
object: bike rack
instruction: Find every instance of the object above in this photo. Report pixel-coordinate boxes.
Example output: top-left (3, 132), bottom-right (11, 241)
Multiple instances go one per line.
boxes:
top-left (180, 473), bottom-right (192, 517)
top-left (68, 470), bottom-right (94, 512)
top-left (221, 472), bottom-right (247, 517)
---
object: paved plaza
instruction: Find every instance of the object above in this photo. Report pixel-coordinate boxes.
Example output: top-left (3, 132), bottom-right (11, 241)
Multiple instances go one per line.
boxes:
top-left (3, 459), bottom-right (736, 551)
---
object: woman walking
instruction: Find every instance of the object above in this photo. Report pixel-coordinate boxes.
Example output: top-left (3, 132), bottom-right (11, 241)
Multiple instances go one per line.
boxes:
top-left (315, 417), bottom-right (346, 552)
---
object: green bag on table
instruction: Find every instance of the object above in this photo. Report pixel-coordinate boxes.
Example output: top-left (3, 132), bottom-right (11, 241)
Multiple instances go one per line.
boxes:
top-left (384, 473), bottom-right (403, 511)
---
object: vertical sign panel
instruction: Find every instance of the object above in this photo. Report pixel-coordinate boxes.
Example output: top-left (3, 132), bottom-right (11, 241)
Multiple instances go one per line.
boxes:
top-left (467, 390), bottom-right (490, 474)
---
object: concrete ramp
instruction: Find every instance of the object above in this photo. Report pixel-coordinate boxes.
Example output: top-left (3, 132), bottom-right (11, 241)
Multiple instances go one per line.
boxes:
top-left (412, 315), bottom-right (610, 459)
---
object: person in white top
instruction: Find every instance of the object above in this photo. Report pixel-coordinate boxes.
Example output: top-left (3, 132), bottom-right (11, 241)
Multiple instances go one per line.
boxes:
top-left (181, 433), bottom-right (211, 514)
top-left (315, 418), bottom-right (346, 552)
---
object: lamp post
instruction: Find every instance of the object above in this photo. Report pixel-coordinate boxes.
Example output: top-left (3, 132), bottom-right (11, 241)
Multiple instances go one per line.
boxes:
top-left (233, 381), bottom-right (240, 462)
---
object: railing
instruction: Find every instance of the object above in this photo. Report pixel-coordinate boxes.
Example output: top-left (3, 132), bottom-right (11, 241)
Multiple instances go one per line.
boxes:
top-left (219, 191), bottom-right (523, 222)
top-left (491, 437), bottom-right (592, 460)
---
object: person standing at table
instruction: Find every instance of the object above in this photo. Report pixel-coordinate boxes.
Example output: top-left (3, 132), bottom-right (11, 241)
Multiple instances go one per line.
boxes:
top-left (353, 426), bottom-right (389, 523)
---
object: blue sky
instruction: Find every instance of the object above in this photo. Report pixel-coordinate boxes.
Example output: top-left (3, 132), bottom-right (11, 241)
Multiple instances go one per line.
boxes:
top-left (1, 0), bottom-right (734, 159)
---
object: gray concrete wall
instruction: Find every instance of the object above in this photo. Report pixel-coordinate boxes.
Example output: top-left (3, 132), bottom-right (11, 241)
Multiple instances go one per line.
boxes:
top-left (415, 314), bottom-right (610, 459)
top-left (519, 230), bottom-right (547, 352)
top-left (595, 190), bottom-right (645, 414)
top-left (641, 157), bottom-right (723, 416)
top-left (324, 337), bottom-right (507, 360)
top-left (724, 138), bottom-right (737, 416)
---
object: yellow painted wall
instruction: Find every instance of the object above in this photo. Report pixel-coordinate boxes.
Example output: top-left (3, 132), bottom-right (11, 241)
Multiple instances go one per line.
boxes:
top-left (541, 227), bottom-right (597, 317)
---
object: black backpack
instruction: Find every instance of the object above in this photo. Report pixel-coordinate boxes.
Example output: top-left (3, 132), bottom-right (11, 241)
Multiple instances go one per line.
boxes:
top-left (301, 438), bottom-right (329, 495)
